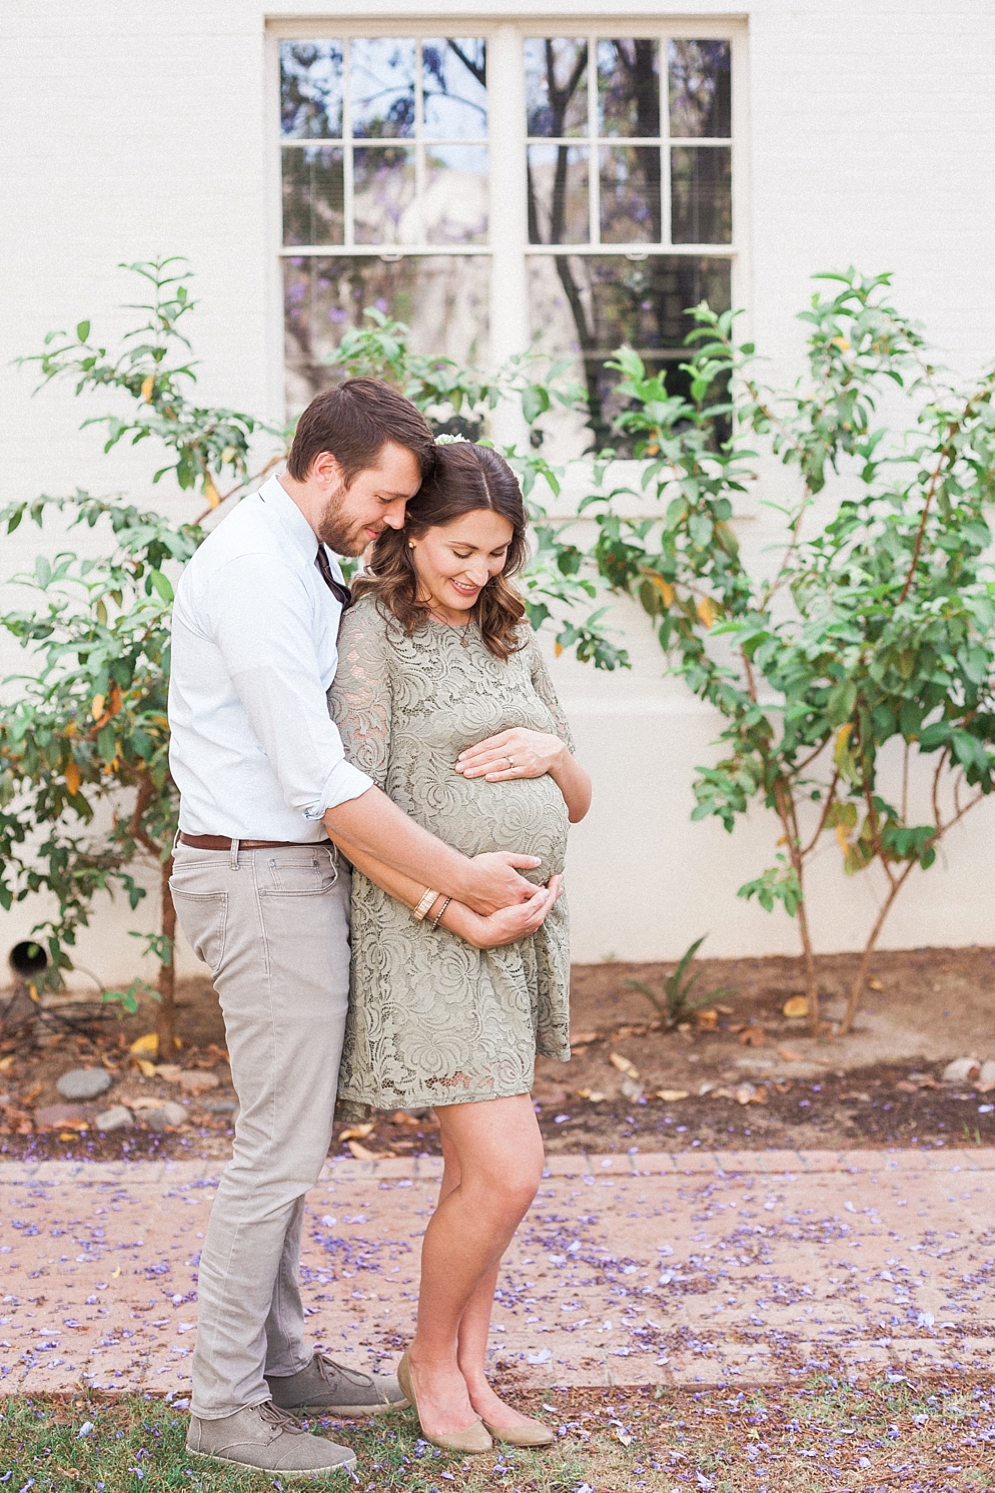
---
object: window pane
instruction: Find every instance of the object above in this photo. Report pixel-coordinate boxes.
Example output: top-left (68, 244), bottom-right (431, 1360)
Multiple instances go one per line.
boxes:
top-left (280, 41), bottom-right (343, 139)
top-left (525, 39), bottom-right (588, 137)
top-left (350, 38), bottom-right (416, 138)
top-left (528, 254), bottom-right (731, 450)
top-left (597, 40), bottom-right (659, 138)
top-left (669, 40), bottom-right (731, 137)
top-left (423, 38), bottom-right (487, 139)
top-left (527, 144), bottom-right (589, 244)
top-left (353, 146), bottom-right (417, 244)
top-left (600, 146), bottom-right (660, 243)
top-left (282, 146), bottom-right (345, 246)
top-left (671, 146), bottom-right (731, 243)
top-left (425, 146), bottom-right (488, 244)
top-left (283, 255), bottom-right (491, 413)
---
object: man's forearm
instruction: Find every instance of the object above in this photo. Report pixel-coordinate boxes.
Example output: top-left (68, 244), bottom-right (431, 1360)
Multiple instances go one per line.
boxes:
top-left (323, 786), bottom-right (472, 901)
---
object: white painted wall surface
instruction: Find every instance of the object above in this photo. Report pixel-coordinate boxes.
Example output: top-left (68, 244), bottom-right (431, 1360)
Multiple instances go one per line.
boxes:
top-left (1, 1), bottom-right (993, 982)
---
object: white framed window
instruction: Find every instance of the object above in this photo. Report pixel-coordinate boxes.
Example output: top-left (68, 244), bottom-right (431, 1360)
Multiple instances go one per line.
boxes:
top-left (271, 21), bottom-right (746, 451)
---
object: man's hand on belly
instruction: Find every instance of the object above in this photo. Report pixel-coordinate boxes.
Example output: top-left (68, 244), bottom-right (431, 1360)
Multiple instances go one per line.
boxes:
top-left (464, 851), bottom-right (547, 915)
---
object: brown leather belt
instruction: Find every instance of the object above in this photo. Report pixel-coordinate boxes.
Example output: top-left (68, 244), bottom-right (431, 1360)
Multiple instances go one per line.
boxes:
top-left (178, 833), bottom-right (332, 851)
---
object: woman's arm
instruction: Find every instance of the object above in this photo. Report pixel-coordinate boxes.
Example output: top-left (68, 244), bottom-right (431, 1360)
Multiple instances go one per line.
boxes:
top-left (332, 833), bottom-right (563, 949)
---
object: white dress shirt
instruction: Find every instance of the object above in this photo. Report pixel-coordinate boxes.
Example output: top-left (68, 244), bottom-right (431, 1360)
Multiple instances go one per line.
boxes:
top-left (168, 474), bottom-right (373, 840)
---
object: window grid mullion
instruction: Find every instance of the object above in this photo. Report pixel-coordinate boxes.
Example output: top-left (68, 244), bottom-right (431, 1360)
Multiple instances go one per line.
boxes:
top-left (414, 39), bottom-right (426, 246)
top-left (661, 37), bottom-right (672, 247)
top-left (588, 35), bottom-right (599, 248)
top-left (343, 40), bottom-right (354, 248)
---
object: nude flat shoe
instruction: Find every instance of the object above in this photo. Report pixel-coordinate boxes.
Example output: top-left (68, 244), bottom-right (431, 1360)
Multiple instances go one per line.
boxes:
top-left (482, 1417), bottom-right (556, 1447)
top-left (396, 1350), bottom-right (493, 1455)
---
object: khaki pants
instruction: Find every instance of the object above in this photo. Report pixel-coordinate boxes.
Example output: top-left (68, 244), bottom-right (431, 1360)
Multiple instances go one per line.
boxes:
top-left (169, 841), bottom-right (350, 1419)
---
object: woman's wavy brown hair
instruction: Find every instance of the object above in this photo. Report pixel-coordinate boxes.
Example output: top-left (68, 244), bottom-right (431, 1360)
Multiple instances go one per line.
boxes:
top-left (352, 441), bottom-right (529, 661)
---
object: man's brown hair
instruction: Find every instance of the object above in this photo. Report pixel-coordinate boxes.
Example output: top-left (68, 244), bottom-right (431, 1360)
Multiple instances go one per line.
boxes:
top-left (286, 377), bottom-right (436, 485)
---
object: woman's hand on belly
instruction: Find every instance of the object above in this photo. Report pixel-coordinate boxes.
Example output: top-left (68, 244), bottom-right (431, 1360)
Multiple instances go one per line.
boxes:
top-left (455, 726), bottom-right (592, 824)
top-left (455, 727), bottom-right (567, 783)
top-left (445, 873), bottom-right (563, 948)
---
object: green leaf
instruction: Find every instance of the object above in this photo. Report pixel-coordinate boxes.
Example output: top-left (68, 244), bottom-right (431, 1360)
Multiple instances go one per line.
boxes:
top-left (97, 723), bottom-right (118, 764)
top-left (76, 320), bottom-right (91, 343)
top-left (149, 569), bottom-right (174, 603)
top-left (827, 681), bottom-right (857, 727)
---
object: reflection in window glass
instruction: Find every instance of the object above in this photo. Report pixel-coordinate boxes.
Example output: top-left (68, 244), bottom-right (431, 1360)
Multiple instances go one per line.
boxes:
top-left (527, 145), bottom-right (589, 244)
top-left (597, 40), bottom-right (659, 137)
top-left (525, 39), bottom-right (589, 137)
top-left (669, 40), bottom-right (731, 138)
top-left (353, 146), bottom-right (418, 245)
top-left (280, 41), bottom-right (344, 138)
top-left (599, 146), bottom-right (660, 243)
top-left (282, 146), bottom-right (345, 246)
top-left (425, 146), bottom-right (489, 244)
top-left (423, 38), bottom-right (487, 138)
top-left (350, 38), bottom-right (417, 138)
top-left (528, 255), bottom-right (732, 450)
top-left (671, 146), bottom-right (732, 244)
top-left (284, 255), bottom-right (491, 412)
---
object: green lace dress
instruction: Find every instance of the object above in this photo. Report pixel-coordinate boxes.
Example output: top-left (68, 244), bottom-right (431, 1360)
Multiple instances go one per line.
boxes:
top-left (328, 593), bottom-right (573, 1113)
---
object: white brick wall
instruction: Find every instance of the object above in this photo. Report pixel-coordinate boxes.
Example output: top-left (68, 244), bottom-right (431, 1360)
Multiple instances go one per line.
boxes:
top-left (1, 1), bottom-right (993, 981)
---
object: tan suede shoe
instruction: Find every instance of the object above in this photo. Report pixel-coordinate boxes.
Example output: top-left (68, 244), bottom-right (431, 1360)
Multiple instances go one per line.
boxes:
top-left (186, 1400), bottom-right (356, 1474)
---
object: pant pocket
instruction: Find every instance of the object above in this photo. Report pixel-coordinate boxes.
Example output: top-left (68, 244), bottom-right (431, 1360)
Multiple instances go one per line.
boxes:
top-left (170, 888), bottom-right (228, 973)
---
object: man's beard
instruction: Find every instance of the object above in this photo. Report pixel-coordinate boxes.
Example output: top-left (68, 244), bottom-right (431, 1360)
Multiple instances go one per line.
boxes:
top-left (314, 481), bottom-right (377, 557)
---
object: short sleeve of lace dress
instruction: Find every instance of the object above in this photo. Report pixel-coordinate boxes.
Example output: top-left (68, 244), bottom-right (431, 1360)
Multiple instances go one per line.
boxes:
top-left (326, 596), bottom-right (393, 791)
top-left (523, 628), bottom-right (575, 754)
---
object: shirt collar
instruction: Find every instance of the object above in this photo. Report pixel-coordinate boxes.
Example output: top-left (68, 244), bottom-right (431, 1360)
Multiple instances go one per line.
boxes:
top-left (257, 473), bottom-right (322, 566)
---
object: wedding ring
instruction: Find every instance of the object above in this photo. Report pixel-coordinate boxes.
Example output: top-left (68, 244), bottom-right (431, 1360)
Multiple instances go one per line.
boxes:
top-left (506, 756), bottom-right (515, 767)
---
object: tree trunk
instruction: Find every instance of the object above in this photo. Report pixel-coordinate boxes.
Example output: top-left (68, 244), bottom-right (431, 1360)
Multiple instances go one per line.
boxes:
top-left (797, 898), bottom-right (821, 1037)
top-left (156, 854), bottom-right (176, 1057)
top-left (839, 868), bottom-right (910, 1035)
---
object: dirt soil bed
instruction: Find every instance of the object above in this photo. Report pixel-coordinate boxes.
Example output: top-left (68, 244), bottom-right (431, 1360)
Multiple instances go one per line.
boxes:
top-left (1, 944), bottom-right (993, 1164)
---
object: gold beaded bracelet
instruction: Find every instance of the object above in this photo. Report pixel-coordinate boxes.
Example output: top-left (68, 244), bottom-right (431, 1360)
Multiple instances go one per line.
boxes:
top-left (412, 887), bottom-right (440, 921)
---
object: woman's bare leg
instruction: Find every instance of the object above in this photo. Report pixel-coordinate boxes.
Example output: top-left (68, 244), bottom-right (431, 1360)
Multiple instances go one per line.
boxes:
top-left (407, 1094), bottom-right (543, 1439)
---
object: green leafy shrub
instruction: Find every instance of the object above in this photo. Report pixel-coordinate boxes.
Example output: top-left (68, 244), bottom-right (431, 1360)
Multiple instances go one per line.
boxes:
top-left (586, 269), bottom-right (995, 1032)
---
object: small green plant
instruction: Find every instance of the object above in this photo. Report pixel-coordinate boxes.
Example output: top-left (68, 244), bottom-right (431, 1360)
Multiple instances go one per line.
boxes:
top-left (626, 934), bottom-right (731, 1028)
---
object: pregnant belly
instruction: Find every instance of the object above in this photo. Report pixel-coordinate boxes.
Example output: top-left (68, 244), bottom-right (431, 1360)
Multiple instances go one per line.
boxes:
top-left (393, 768), bottom-right (569, 881)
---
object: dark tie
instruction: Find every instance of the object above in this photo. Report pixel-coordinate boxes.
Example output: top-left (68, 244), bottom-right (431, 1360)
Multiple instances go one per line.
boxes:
top-left (315, 545), bottom-right (352, 611)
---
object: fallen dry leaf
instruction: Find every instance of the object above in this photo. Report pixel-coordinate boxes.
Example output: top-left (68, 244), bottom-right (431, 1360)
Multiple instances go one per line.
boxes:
top-left (390, 1110), bottom-right (422, 1128)
top-left (570, 1031), bottom-right (600, 1047)
top-left (0, 1055), bottom-right (14, 1073)
top-left (347, 1139), bottom-right (390, 1161)
top-left (739, 1025), bottom-right (767, 1047)
top-left (694, 1009), bottom-right (719, 1030)
top-left (714, 1003), bottom-right (735, 1015)
top-left (868, 976), bottom-right (884, 991)
top-left (655, 1089), bottom-right (689, 1102)
top-left (609, 1052), bottom-right (640, 1080)
top-left (133, 1058), bottom-right (157, 1078)
top-left (895, 1080), bottom-right (919, 1093)
top-left (576, 1087), bottom-right (607, 1102)
top-left (777, 1046), bottom-right (805, 1062)
top-left (339, 1123), bottom-right (375, 1142)
top-left (129, 1032), bottom-right (159, 1056)
top-left (782, 995), bottom-right (808, 1018)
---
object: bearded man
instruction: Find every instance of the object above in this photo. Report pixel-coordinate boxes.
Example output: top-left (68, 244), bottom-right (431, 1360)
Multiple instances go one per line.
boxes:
top-left (167, 379), bottom-right (550, 1473)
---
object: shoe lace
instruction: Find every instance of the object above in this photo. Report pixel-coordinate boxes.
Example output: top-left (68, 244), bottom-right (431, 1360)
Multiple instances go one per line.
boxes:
top-left (259, 1400), bottom-right (306, 1434)
top-left (313, 1352), bottom-right (375, 1389)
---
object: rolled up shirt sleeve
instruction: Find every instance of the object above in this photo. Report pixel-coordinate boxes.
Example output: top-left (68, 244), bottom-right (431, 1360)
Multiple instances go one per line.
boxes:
top-left (208, 552), bottom-right (373, 818)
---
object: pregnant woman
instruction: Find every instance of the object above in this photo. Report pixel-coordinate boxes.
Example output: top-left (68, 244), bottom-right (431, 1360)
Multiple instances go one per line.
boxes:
top-left (327, 440), bottom-right (591, 1454)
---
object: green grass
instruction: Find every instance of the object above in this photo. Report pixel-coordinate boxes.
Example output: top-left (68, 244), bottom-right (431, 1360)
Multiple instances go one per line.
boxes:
top-left (1, 1379), bottom-right (994, 1491)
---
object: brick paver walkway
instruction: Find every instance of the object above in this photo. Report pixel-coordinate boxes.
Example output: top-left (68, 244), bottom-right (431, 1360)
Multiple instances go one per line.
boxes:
top-left (1, 1149), bottom-right (992, 1398)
